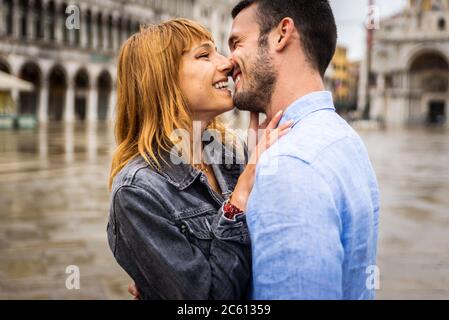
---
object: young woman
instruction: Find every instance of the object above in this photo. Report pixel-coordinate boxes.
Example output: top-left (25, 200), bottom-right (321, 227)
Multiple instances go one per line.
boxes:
top-left (107, 19), bottom-right (291, 300)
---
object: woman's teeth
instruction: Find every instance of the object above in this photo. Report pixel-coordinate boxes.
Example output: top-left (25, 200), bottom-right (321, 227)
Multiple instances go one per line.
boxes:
top-left (214, 81), bottom-right (229, 90)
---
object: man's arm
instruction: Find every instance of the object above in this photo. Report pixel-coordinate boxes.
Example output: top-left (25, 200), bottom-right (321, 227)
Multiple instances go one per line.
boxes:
top-left (246, 155), bottom-right (344, 300)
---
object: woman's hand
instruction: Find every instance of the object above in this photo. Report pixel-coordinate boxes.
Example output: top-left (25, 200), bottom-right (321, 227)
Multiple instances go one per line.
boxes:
top-left (230, 110), bottom-right (293, 211)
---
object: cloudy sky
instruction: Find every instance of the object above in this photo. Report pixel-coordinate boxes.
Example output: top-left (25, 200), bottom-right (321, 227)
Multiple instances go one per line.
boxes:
top-left (330, 0), bottom-right (408, 60)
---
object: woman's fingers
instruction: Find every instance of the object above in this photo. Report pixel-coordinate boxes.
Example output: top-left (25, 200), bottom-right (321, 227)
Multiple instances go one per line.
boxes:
top-left (128, 282), bottom-right (140, 299)
top-left (278, 119), bottom-right (294, 130)
top-left (264, 120), bottom-right (294, 150)
top-left (266, 110), bottom-right (284, 131)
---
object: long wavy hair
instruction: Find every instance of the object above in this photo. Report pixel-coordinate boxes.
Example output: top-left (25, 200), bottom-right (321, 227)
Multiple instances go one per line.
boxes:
top-left (109, 19), bottom-right (230, 191)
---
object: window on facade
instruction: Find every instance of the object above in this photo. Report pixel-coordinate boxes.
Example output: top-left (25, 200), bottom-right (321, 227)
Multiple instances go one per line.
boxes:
top-left (20, 0), bottom-right (28, 39)
top-left (438, 18), bottom-right (446, 31)
top-left (384, 74), bottom-right (392, 88)
top-left (5, 0), bottom-right (13, 36)
top-left (108, 16), bottom-right (113, 49)
top-left (86, 11), bottom-right (92, 47)
top-left (62, 4), bottom-right (69, 43)
top-left (202, 7), bottom-right (210, 18)
top-left (35, 0), bottom-right (44, 39)
top-left (97, 13), bottom-right (103, 48)
top-left (369, 72), bottom-right (377, 87)
top-left (48, 2), bottom-right (56, 41)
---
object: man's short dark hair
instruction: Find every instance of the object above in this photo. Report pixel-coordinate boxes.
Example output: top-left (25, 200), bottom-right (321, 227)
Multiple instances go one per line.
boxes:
top-left (231, 0), bottom-right (337, 77)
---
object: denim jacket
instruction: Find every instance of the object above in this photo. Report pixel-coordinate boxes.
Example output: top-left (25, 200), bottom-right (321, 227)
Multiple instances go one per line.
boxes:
top-left (107, 141), bottom-right (251, 300)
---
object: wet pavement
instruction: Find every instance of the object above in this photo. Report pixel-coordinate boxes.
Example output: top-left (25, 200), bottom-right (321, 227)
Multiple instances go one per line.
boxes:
top-left (0, 123), bottom-right (448, 299)
top-left (359, 127), bottom-right (449, 299)
top-left (0, 123), bottom-right (130, 299)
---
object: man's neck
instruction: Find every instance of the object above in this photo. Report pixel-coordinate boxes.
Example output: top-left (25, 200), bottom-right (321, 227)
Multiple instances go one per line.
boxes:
top-left (265, 70), bottom-right (325, 121)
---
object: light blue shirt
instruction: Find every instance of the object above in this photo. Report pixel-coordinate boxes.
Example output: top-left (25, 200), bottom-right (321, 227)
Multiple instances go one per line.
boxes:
top-left (246, 91), bottom-right (380, 300)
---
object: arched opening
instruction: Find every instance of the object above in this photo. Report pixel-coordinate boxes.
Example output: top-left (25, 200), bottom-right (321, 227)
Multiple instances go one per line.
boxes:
top-left (18, 62), bottom-right (41, 116)
top-left (48, 66), bottom-right (67, 121)
top-left (0, 58), bottom-right (11, 73)
top-left (438, 18), bottom-right (446, 31)
top-left (428, 101), bottom-right (446, 125)
top-left (97, 71), bottom-right (111, 121)
top-left (409, 52), bottom-right (449, 126)
top-left (74, 69), bottom-right (89, 121)
top-left (410, 52), bottom-right (449, 72)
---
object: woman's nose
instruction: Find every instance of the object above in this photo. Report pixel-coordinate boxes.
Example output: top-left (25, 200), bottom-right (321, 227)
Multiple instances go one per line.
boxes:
top-left (218, 56), bottom-right (233, 74)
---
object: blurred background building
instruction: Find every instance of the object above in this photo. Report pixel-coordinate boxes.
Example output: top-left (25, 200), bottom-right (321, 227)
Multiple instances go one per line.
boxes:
top-left (325, 46), bottom-right (360, 118)
top-left (0, 0), bottom-right (236, 127)
top-left (359, 0), bottom-right (449, 127)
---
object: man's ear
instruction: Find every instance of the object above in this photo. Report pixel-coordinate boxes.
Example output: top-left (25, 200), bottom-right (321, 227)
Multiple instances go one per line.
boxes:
top-left (274, 18), bottom-right (296, 52)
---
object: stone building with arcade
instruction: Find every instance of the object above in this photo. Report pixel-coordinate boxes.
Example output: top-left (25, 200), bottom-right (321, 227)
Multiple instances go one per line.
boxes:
top-left (359, 0), bottom-right (449, 127)
top-left (0, 0), bottom-right (236, 124)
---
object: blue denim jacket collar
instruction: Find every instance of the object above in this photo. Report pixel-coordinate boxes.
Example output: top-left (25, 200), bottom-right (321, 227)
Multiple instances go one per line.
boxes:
top-left (150, 138), bottom-right (239, 192)
top-left (279, 91), bottom-right (335, 127)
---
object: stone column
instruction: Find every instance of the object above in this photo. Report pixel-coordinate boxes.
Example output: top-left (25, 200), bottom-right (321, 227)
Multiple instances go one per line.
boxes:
top-left (25, 0), bottom-right (34, 40)
top-left (55, 4), bottom-right (63, 43)
top-left (42, 2), bottom-right (49, 41)
top-left (87, 86), bottom-right (98, 122)
top-left (377, 73), bottom-right (385, 92)
top-left (13, 0), bottom-right (22, 38)
top-left (102, 16), bottom-right (108, 50)
top-left (64, 79), bottom-right (75, 123)
top-left (120, 20), bottom-right (127, 44)
top-left (111, 20), bottom-right (117, 51)
top-left (91, 13), bottom-right (98, 49)
top-left (0, 0), bottom-right (5, 36)
top-left (81, 11), bottom-right (88, 48)
top-left (115, 20), bottom-right (122, 50)
top-left (38, 80), bottom-right (49, 123)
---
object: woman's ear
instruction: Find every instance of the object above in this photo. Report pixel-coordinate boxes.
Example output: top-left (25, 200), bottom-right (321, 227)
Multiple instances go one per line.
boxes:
top-left (274, 18), bottom-right (295, 52)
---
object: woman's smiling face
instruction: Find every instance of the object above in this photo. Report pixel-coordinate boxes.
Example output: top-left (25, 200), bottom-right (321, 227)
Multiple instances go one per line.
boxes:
top-left (179, 40), bottom-right (234, 122)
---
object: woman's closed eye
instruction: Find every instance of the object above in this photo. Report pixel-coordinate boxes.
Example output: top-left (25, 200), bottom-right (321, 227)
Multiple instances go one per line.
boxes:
top-left (198, 52), bottom-right (210, 60)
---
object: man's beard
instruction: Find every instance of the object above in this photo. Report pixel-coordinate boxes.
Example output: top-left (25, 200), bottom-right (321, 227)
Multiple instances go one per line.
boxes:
top-left (233, 46), bottom-right (277, 114)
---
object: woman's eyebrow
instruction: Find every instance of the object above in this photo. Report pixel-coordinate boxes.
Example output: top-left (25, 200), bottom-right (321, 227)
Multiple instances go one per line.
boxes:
top-left (194, 43), bottom-right (215, 52)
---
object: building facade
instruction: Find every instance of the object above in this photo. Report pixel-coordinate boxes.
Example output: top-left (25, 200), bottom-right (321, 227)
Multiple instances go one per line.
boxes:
top-left (0, 0), bottom-right (236, 124)
top-left (324, 46), bottom-right (359, 115)
top-left (359, 0), bottom-right (449, 127)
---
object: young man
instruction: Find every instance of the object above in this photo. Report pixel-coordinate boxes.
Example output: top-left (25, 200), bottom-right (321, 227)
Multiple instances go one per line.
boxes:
top-left (228, 0), bottom-right (380, 300)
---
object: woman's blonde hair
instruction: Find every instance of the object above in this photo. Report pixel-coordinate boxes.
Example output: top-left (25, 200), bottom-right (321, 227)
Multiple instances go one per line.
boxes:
top-left (108, 18), bottom-right (229, 190)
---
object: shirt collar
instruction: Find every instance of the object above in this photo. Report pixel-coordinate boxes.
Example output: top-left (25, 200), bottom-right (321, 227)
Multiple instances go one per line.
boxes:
top-left (278, 91), bottom-right (335, 127)
top-left (152, 137), bottom-right (238, 191)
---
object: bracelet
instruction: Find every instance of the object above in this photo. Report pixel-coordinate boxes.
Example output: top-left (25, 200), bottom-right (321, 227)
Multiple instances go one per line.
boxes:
top-left (223, 197), bottom-right (244, 220)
